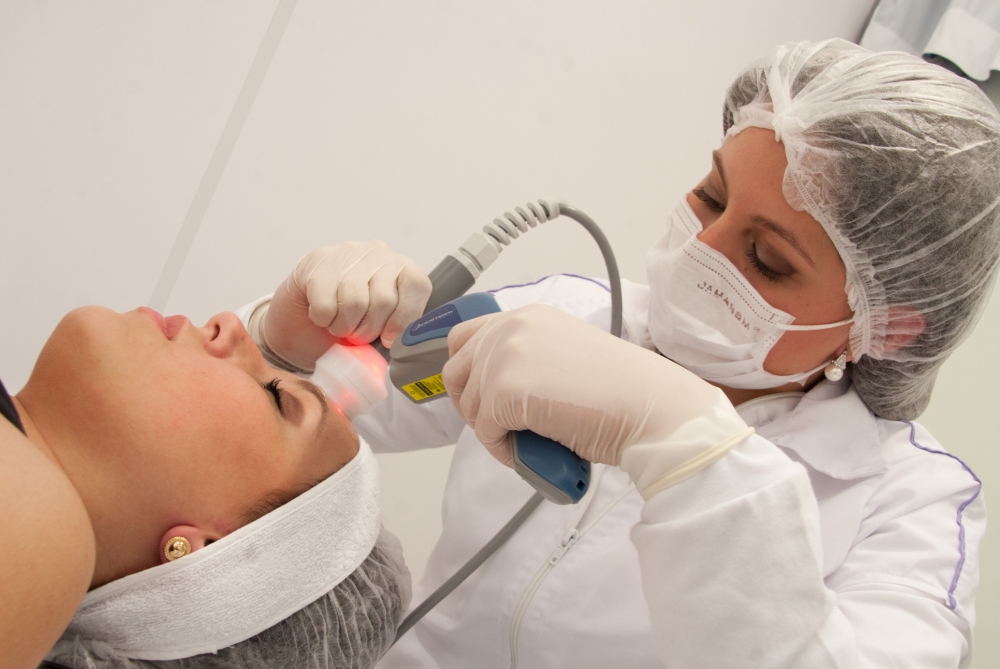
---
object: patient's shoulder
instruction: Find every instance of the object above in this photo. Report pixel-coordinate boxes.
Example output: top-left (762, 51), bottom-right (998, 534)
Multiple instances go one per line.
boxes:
top-left (0, 418), bottom-right (95, 668)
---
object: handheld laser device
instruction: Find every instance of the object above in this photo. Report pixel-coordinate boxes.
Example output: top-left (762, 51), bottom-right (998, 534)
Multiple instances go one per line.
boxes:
top-left (388, 292), bottom-right (591, 504)
top-left (383, 200), bottom-right (624, 645)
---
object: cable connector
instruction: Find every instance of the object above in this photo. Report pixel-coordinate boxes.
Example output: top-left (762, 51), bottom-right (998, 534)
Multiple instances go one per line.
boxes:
top-left (452, 231), bottom-right (500, 279)
top-left (444, 199), bottom-right (560, 281)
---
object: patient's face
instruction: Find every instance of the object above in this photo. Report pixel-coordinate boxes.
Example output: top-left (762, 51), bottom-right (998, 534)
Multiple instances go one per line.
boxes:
top-left (22, 306), bottom-right (358, 581)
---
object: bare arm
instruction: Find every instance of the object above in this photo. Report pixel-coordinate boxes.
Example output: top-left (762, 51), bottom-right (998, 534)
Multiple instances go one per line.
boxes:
top-left (0, 418), bottom-right (95, 669)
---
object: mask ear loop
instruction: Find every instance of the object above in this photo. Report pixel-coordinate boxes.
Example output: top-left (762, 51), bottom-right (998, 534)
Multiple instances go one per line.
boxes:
top-left (775, 317), bottom-right (854, 331)
top-left (774, 318), bottom-right (854, 383)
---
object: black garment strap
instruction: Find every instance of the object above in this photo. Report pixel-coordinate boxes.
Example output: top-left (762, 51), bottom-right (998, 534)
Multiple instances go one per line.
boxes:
top-left (39, 662), bottom-right (75, 669)
top-left (0, 377), bottom-right (25, 434)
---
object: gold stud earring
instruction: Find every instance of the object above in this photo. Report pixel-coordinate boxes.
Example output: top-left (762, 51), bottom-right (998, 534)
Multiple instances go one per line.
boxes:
top-left (164, 536), bottom-right (192, 562)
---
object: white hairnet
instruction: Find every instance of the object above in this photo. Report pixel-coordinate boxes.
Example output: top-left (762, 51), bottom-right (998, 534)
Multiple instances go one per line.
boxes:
top-left (723, 39), bottom-right (1000, 419)
top-left (46, 528), bottom-right (411, 669)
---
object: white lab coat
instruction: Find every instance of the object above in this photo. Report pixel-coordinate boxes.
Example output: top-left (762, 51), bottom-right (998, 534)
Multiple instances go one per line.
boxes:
top-left (347, 274), bottom-right (985, 669)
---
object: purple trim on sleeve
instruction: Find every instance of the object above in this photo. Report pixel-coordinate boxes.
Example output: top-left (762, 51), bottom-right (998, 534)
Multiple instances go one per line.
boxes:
top-left (488, 274), bottom-right (610, 295)
top-left (904, 421), bottom-right (983, 611)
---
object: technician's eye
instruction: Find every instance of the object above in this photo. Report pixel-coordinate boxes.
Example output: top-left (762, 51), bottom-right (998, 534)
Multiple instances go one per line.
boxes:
top-left (692, 187), bottom-right (725, 214)
top-left (263, 379), bottom-right (286, 414)
top-left (745, 245), bottom-right (783, 282)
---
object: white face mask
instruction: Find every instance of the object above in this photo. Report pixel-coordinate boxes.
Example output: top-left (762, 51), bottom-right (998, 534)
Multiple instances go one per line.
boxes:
top-left (646, 199), bottom-right (852, 389)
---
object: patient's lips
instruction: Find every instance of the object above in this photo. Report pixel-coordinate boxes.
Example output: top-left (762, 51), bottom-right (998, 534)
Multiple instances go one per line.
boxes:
top-left (163, 315), bottom-right (188, 340)
top-left (138, 307), bottom-right (188, 341)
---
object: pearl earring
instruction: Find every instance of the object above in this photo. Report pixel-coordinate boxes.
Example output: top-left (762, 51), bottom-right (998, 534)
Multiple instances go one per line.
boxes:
top-left (824, 351), bottom-right (848, 382)
top-left (164, 536), bottom-right (192, 562)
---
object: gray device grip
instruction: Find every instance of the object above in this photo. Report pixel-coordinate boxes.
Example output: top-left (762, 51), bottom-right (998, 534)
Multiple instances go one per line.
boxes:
top-left (371, 254), bottom-right (476, 362)
top-left (425, 255), bottom-right (477, 312)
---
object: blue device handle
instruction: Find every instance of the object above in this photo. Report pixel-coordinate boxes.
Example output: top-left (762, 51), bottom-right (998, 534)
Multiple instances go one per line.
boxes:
top-left (395, 292), bottom-right (592, 504)
top-left (511, 431), bottom-right (591, 504)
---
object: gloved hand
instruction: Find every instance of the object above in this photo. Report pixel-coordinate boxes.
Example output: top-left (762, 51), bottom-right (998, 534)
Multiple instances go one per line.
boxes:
top-left (256, 241), bottom-right (431, 371)
top-left (442, 305), bottom-right (754, 498)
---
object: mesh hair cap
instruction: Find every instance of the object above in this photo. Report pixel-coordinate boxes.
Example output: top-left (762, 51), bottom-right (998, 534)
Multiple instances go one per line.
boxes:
top-left (723, 39), bottom-right (1000, 419)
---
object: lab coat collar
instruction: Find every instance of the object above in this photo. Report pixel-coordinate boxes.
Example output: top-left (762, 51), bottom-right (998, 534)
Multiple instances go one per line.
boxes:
top-left (738, 376), bottom-right (887, 481)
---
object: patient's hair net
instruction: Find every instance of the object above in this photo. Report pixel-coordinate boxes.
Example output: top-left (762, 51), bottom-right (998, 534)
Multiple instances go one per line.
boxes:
top-left (721, 39), bottom-right (1000, 419)
top-left (47, 528), bottom-right (411, 669)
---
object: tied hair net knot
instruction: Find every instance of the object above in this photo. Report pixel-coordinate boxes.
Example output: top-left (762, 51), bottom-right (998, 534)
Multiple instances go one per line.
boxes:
top-left (723, 39), bottom-right (1000, 420)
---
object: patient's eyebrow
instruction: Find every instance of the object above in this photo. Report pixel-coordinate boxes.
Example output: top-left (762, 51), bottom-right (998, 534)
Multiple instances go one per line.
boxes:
top-left (296, 379), bottom-right (330, 436)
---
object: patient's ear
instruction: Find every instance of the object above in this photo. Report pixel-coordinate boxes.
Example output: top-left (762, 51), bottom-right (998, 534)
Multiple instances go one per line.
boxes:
top-left (882, 306), bottom-right (926, 356)
top-left (159, 525), bottom-right (222, 564)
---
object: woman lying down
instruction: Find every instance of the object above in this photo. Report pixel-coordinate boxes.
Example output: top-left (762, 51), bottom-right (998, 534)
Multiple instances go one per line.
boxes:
top-left (0, 295), bottom-right (423, 668)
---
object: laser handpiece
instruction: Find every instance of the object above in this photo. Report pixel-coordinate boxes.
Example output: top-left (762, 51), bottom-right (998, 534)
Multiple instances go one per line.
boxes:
top-left (255, 200), bottom-right (620, 503)
top-left (386, 200), bottom-right (624, 646)
top-left (379, 200), bottom-right (622, 504)
top-left (389, 292), bottom-right (592, 504)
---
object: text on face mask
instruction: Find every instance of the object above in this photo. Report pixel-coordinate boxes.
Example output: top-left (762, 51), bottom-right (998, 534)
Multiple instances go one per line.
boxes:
top-left (695, 280), bottom-right (770, 333)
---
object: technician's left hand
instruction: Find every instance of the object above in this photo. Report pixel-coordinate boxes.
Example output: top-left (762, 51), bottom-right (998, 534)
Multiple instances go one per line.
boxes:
top-left (443, 305), bottom-right (753, 498)
top-left (262, 241), bottom-right (431, 371)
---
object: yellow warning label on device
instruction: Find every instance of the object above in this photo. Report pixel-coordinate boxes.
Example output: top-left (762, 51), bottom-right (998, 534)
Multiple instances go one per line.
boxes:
top-left (401, 373), bottom-right (447, 401)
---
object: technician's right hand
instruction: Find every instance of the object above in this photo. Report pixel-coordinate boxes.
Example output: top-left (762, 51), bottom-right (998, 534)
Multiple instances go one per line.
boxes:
top-left (442, 305), bottom-right (755, 499)
top-left (260, 241), bottom-right (431, 371)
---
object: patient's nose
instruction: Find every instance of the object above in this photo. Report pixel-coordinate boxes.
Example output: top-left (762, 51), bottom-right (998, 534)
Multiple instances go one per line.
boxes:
top-left (202, 312), bottom-right (258, 361)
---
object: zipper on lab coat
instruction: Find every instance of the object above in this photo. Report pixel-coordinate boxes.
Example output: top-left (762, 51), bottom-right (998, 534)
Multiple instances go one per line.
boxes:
top-left (508, 468), bottom-right (636, 668)
top-left (506, 392), bottom-right (802, 667)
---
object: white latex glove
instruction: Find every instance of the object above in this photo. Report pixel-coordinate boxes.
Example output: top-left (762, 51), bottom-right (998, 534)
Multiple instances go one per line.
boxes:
top-left (442, 305), bottom-right (755, 498)
top-left (259, 241), bottom-right (431, 371)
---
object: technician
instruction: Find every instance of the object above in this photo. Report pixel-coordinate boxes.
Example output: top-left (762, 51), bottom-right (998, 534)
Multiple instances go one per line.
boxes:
top-left (257, 40), bottom-right (998, 668)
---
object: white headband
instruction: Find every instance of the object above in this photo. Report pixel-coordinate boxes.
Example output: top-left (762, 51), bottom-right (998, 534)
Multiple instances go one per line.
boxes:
top-left (63, 439), bottom-right (382, 661)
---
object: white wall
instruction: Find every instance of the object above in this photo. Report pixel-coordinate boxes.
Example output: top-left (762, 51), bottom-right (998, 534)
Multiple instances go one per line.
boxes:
top-left (3, 2), bottom-right (997, 667)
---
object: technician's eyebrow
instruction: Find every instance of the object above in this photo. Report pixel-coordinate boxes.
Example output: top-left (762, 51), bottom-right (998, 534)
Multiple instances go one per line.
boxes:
top-left (712, 149), bottom-right (814, 269)
top-left (751, 215), bottom-right (816, 268)
top-left (712, 150), bottom-right (728, 191)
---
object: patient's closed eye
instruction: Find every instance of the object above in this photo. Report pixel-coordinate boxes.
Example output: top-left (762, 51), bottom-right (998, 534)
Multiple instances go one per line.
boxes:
top-left (263, 379), bottom-right (286, 415)
top-left (263, 378), bottom-right (306, 424)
